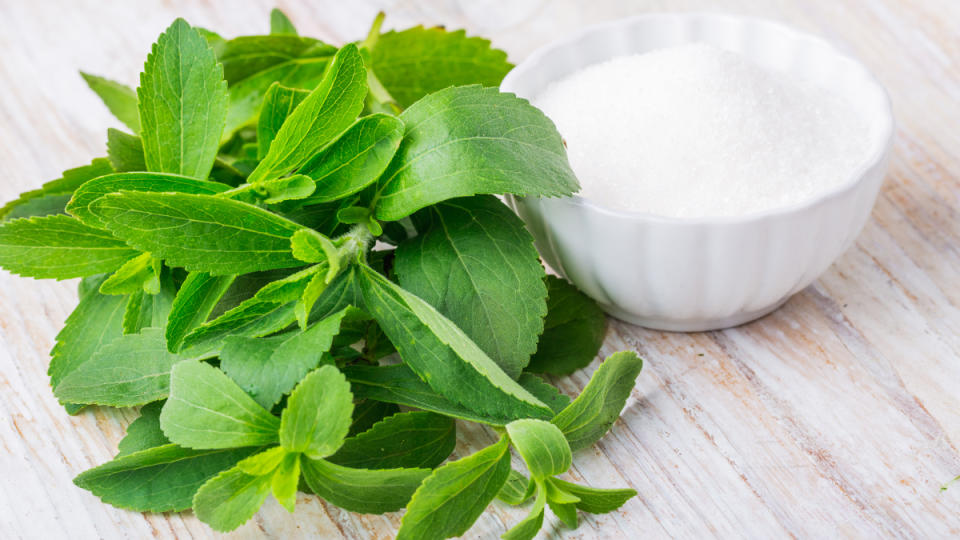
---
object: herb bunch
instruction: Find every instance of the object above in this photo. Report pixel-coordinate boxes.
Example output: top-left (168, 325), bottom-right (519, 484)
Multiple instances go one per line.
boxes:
top-left (0, 10), bottom-right (644, 538)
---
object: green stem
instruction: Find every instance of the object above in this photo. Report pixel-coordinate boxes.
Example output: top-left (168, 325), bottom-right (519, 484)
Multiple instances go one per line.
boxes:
top-left (337, 223), bottom-right (375, 264)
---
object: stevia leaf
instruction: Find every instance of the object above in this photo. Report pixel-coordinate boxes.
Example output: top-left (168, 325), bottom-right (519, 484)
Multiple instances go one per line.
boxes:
top-left (370, 26), bottom-right (512, 108)
top-left (257, 83), bottom-right (309, 159)
top-left (74, 444), bottom-right (255, 512)
top-left (344, 364), bottom-right (516, 426)
top-left (505, 419), bottom-right (571, 479)
top-left (270, 8), bottom-right (298, 36)
top-left (255, 174), bottom-right (316, 205)
top-left (357, 265), bottom-right (552, 421)
top-left (497, 470), bottom-right (534, 506)
top-left (80, 72), bottom-right (141, 133)
top-left (0, 215), bottom-right (138, 280)
top-left (547, 478), bottom-right (636, 515)
top-left (279, 365), bottom-right (353, 459)
top-left (236, 445), bottom-right (287, 476)
top-left (330, 411), bottom-right (456, 470)
top-left (117, 401), bottom-right (169, 456)
top-left (1, 193), bottom-right (73, 221)
top-left (99, 252), bottom-right (159, 295)
top-left (374, 85), bottom-right (578, 220)
top-left (160, 360), bottom-right (280, 449)
top-left (90, 191), bottom-right (306, 275)
top-left (48, 275), bottom-right (127, 394)
top-left (348, 400), bottom-right (400, 437)
top-left (120, 270), bottom-right (175, 334)
top-left (296, 113), bottom-right (404, 204)
top-left (248, 44), bottom-right (367, 183)
top-left (67, 171), bottom-right (230, 227)
top-left (220, 308), bottom-right (349, 409)
top-left (527, 275), bottom-right (607, 375)
top-left (180, 264), bottom-right (357, 357)
top-left (271, 452), bottom-right (300, 512)
top-left (165, 272), bottom-right (236, 353)
top-left (219, 35), bottom-right (333, 84)
top-left (397, 436), bottom-right (511, 540)
top-left (300, 457), bottom-right (429, 514)
top-left (54, 328), bottom-right (191, 407)
top-left (193, 466), bottom-right (273, 532)
top-left (106, 129), bottom-right (146, 172)
top-left (502, 482), bottom-right (546, 540)
top-left (394, 195), bottom-right (546, 378)
top-left (0, 158), bottom-right (113, 222)
top-left (221, 38), bottom-right (334, 139)
top-left (551, 351), bottom-right (643, 451)
top-left (137, 18), bottom-right (228, 179)
top-left (518, 373), bottom-right (571, 415)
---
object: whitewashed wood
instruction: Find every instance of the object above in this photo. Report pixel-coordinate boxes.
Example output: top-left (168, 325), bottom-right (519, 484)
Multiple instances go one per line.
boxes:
top-left (0, 0), bottom-right (958, 538)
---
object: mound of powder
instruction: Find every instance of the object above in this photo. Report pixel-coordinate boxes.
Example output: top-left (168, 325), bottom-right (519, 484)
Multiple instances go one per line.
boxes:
top-left (533, 43), bottom-right (872, 218)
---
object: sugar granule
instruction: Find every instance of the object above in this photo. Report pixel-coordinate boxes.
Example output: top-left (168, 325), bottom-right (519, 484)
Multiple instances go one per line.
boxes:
top-left (533, 43), bottom-right (872, 218)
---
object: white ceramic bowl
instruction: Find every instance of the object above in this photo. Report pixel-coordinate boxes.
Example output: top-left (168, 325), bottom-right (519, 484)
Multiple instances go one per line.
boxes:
top-left (503, 13), bottom-right (894, 332)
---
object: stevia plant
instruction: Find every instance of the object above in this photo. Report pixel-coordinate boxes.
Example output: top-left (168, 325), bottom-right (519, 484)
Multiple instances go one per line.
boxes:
top-left (0, 9), bottom-right (645, 538)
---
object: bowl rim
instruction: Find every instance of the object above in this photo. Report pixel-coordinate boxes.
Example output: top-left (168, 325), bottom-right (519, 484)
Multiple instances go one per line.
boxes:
top-left (501, 12), bottom-right (895, 226)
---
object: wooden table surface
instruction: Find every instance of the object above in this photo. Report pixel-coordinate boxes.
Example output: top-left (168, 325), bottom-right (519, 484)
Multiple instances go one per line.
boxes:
top-left (1, 0), bottom-right (958, 538)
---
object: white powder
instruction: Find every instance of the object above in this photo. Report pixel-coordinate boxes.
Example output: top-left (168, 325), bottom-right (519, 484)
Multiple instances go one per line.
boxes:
top-left (533, 43), bottom-right (871, 218)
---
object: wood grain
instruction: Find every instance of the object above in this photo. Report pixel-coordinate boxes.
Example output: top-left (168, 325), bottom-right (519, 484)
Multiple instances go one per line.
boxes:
top-left (0, 0), bottom-right (958, 538)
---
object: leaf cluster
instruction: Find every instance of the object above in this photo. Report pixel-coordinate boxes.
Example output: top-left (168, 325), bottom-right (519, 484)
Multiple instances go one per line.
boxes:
top-left (0, 9), bottom-right (645, 538)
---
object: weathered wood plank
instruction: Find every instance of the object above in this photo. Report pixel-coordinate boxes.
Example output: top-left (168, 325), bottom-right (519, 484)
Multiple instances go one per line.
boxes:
top-left (0, 0), bottom-right (958, 538)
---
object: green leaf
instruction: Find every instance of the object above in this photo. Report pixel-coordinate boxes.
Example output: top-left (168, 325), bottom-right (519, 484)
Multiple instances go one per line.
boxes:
top-left (502, 482), bottom-right (546, 540)
top-left (547, 491), bottom-right (581, 528)
top-left (48, 276), bottom-right (127, 395)
top-left (219, 36), bottom-right (335, 138)
top-left (80, 72), bottom-right (141, 133)
top-left (160, 360), bottom-right (281, 449)
top-left (106, 129), bottom-right (146, 172)
top-left (220, 308), bottom-right (348, 408)
top-left (99, 253), bottom-right (159, 295)
top-left (0, 215), bottom-right (138, 279)
top-left (0, 193), bottom-right (73, 221)
top-left (289, 229), bottom-right (339, 278)
top-left (137, 18), bottom-right (228, 179)
top-left (279, 365), bottom-right (353, 459)
top-left (117, 401), bottom-right (169, 456)
top-left (120, 270), bottom-right (175, 334)
top-left (497, 470), bottom-right (534, 506)
top-left (551, 351), bottom-right (643, 451)
top-left (296, 113), bottom-right (404, 204)
top-left (248, 44), bottom-right (367, 183)
top-left (180, 264), bottom-right (358, 357)
top-left (192, 466), bottom-right (273, 532)
top-left (370, 26), bottom-right (512, 108)
top-left (0, 158), bottom-right (113, 222)
top-left (271, 452), bottom-right (300, 512)
top-left (527, 276), bottom-right (607, 375)
top-left (300, 456), bottom-right (429, 514)
top-left (506, 419), bottom-right (571, 479)
top-left (357, 265), bottom-right (552, 421)
top-left (257, 83), bottom-right (309, 158)
top-left (90, 191), bottom-right (306, 275)
top-left (74, 444), bottom-right (255, 512)
top-left (54, 328), bottom-right (190, 407)
top-left (270, 8), bottom-right (298, 36)
top-left (330, 411), bottom-right (455, 470)
top-left (165, 272), bottom-right (236, 352)
top-left (395, 195), bottom-right (546, 378)
top-left (236, 446), bottom-right (287, 476)
top-left (348, 399), bottom-right (400, 437)
top-left (374, 85), bottom-right (578, 220)
top-left (517, 373), bottom-right (571, 415)
top-left (547, 477), bottom-right (636, 515)
top-left (397, 437), bottom-right (511, 540)
top-left (344, 364), bottom-right (518, 426)
top-left (255, 174), bottom-right (316, 204)
top-left (67, 171), bottom-right (230, 227)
